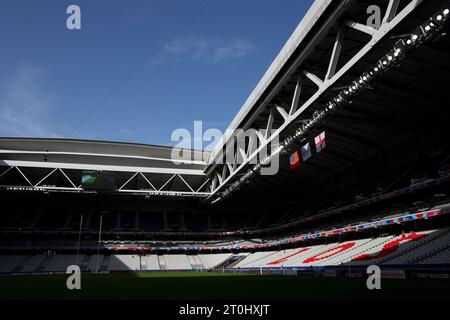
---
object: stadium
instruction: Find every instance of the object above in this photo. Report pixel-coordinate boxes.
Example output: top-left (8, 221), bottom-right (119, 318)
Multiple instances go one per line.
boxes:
top-left (1, 0), bottom-right (450, 302)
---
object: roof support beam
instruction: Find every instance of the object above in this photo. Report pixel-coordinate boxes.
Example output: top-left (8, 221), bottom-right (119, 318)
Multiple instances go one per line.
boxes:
top-left (177, 174), bottom-right (195, 193)
top-left (196, 178), bottom-right (210, 193)
top-left (289, 76), bottom-right (302, 115)
top-left (302, 70), bottom-right (324, 87)
top-left (119, 172), bottom-right (139, 190)
top-left (35, 168), bottom-right (58, 187)
top-left (226, 163), bottom-right (234, 175)
top-left (59, 169), bottom-right (78, 189)
top-left (325, 27), bottom-right (343, 80)
top-left (221, 165), bottom-right (228, 183)
top-left (158, 174), bottom-right (176, 191)
top-left (275, 105), bottom-right (289, 122)
top-left (265, 108), bottom-right (275, 139)
top-left (383, 0), bottom-right (401, 24)
top-left (0, 166), bottom-right (14, 180)
top-left (15, 167), bottom-right (33, 187)
top-left (344, 20), bottom-right (376, 36)
top-left (139, 172), bottom-right (157, 191)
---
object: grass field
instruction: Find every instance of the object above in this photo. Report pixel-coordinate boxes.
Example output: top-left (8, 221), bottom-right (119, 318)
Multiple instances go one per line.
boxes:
top-left (0, 272), bottom-right (449, 300)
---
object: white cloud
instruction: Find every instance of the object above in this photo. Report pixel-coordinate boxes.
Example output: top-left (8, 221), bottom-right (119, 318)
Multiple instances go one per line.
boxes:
top-left (154, 36), bottom-right (257, 64)
top-left (0, 65), bottom-right (59, 138)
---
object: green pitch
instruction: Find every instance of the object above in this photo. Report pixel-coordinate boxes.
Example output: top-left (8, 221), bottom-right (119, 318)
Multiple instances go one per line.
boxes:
top-left (0, 272), bottom-right (449, 300)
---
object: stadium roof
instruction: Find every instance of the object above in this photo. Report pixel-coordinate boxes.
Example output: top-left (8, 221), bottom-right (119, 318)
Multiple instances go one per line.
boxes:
top-left (0, 137), bottom-right (211, 197)
top-left (0, 137), bottom-right (208, 173)
top-left (204, 0), bottom-right (450, 204)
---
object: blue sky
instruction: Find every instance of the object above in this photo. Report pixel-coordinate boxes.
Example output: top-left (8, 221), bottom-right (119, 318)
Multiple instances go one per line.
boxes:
top-left (0, 0), bottom-right (313, 148)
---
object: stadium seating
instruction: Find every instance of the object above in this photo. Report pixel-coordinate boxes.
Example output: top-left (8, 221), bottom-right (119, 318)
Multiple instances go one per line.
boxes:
top-left (233, 229), bottom-right (450, 268)
top-left (0, 229), bottom-right (449, 274)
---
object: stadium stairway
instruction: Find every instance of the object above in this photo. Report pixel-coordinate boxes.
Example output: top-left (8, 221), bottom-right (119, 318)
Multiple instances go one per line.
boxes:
top-left (44, 255), bottom-right (81, 272)
top-left (255, 244), bottom-right (333, 268)
top-left (336, 237), bottom-right (394, 265)
top-left (415, 244), bottom-right (450, 264)
top-left (350, 235), bottom-right (403, 265)
top-left (381, 229), bottom-right (450, 264)
top-left (213, 255), bottom-right (246, 271)
top-left (310, 239), bottom-right (373, 266)
top-left (198, 254), bottom-right (233, 270)
top-left (140, 255), bottom-right (147, 270)
top-left (375, 230), bottom-right (442, 265)
top-left (140, 255), bottom-right (160, 271)
top-left (11, 255), bottom-right (33, 273)
top-left (80, 255), bottom-right (91, 271)
top-left (157, 255), bottom-right (167, 270)
top-left (234, 251), bottom-right (278, 268)
top-left (265, 248), bottom-right (314, 267)
top-left (187, 255), bottom-right (205, 270)
top-left (108, 255), bottom-right (140, 271)
top-left (418, 246), bottom-right (450, 264)
top-left (35, 255), bottom-right (53, 272)
top-left (20, 255), bottom-right (46, 273)
top-left (87, 254), bottom-right (104, 272)
top-left (283, 244), bottom-right (344, 267)
top-left (100, 255), bottom-right (110, 271)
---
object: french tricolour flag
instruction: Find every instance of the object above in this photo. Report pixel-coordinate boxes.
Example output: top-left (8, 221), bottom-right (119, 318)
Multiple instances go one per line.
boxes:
top-left (289, 151), bottom-right (300, 169)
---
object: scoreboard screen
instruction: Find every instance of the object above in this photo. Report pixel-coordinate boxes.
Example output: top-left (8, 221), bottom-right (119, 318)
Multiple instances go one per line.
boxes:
top-left (81, 170), bottom-right (115, 190)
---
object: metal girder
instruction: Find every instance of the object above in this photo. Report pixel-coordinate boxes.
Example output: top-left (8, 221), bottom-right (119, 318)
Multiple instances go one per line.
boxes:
top-left (275, 105), bottom-right (290, 121)
top-left (303, 70), bottom-right (324, 87)
top-left (265, 108), bottom-right (275, 139)
top-left (207, 0), bottom-right (425, 198)
top-left (383, 0), bottom-right (401, 24)
top-left (289, 76), bottom-right (302, 115)
top-left (0, 165), bottom-right (82, 192)
top-left (325, 27), bottom-right (343, 80)
top-left (0, 164), bottom-right (211, 197)
top-left (345, 20), bottom-right (377, 36)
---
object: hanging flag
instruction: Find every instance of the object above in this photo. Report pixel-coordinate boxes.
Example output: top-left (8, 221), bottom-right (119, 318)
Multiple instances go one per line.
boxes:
top-left (301, 142), bottom-right (312, 161)
top-left (289, 151), bottom-right (301, 169)
top-left (315, 131), bottom-right (326, 153)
